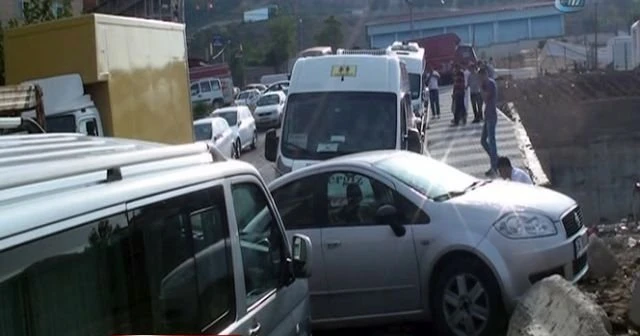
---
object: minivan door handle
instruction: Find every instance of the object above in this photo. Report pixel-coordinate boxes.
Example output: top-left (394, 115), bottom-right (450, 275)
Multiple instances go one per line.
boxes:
top-left (325, 240), bottom-right (342, 249)
top-left (249, 322), bottom-right (261, 336)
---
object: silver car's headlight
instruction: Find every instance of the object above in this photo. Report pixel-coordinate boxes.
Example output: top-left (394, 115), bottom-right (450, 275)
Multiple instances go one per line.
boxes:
top-left (493, 212), bottom-right (557, 239)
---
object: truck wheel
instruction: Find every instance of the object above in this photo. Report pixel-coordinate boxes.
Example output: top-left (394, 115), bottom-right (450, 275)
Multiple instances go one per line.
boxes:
top-left (431, 256), bottom-right (506, 336)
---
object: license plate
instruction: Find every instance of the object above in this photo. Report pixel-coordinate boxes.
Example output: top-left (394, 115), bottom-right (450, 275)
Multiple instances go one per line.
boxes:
top-left (573, 233), bottom-right (589, 258)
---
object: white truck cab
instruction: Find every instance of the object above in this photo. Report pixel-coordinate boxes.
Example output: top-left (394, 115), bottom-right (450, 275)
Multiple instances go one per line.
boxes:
top-left (22, 74), bottom-right (104, 136)
top-left (264, 51), bottom-right (423, 176)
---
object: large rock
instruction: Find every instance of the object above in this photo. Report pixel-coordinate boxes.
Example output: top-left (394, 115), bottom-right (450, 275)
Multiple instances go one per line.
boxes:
top-left (629, 274), bottom-right (640, 327)
top-left (587, 234), bottom-right (619, 279)
top-left (507, 275), bottom-right (612, 336)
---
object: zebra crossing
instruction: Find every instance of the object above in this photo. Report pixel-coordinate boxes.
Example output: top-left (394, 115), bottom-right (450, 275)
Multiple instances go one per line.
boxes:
top-left (425, 87), bottom-right (524, 178)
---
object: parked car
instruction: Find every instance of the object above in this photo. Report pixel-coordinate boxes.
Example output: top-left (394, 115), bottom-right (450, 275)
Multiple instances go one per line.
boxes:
top-left (245, 83), bottom-right (268, 92)
top-left (211, 105), bottom-right (258, 155)
top-left (190, 77), bottom-right (225, 109)
top-left (193, 116), bottom-right (236, 158)
top-left (0, 134), bottom-right (313, 336)
top-left (268, 150), bottom-right (589, 336)
top-left (254, 91), bottom-right (287, 129)
top-left (234, 89), bottom-right (261, 108)
top-left (264, 80), bottom-right (290, 95)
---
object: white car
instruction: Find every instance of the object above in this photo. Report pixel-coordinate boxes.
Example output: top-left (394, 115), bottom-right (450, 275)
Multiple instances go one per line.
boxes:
top-left (234, 89), bottom-right (261, 107)
top-left (211, 105), bottom-right (258, 155)
top-left (264, 80), bottom-right (290, 95)
top-left (268, 150), bottom-right (588, 335)
top-left (254, 91), bottom-right (287, 129)
top-left (245, 83), bottom-right (267, 92)
top-left (193, 116), bottom-right (237, 158)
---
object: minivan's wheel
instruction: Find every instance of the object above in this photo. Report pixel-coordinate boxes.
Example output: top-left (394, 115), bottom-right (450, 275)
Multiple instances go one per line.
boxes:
top-left (431, 257), bottom-right (505, 336)
top-left (250, 131), bottom-right (258, 150)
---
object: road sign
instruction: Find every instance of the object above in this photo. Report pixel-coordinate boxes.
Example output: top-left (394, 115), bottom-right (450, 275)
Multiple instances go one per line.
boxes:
top-left (212, 35), bottom-right (224, 47)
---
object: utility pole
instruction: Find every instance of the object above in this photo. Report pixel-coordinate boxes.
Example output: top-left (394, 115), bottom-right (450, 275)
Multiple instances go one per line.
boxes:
top-left (594, 0), bottom-right (599, 70)
top-left (405, 0), bottom-right (415, 39)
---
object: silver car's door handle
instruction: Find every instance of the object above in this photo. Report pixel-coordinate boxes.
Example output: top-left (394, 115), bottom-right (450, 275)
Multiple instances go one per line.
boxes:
top-left (325, 240), bottom-right (342, 249)
top-left (249, 322), bottom-right (261, 336)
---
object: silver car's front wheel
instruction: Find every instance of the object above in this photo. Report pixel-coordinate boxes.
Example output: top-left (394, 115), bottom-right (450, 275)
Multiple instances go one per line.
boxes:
top-left (442, 274), bottom-right (490, 336)
top-left (432, 257), bottom-right (506, 336)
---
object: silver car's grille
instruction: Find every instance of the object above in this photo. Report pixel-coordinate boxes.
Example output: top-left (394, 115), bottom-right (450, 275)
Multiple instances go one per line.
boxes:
top-left (561, 206), bottom-right (583, 238)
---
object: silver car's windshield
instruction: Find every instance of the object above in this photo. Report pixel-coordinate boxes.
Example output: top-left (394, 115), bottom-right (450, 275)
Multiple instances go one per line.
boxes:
top-left (374, 153), bottom-right (478, 200)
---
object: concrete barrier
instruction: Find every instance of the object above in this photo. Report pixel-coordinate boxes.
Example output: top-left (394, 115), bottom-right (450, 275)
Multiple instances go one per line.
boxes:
top-left (507, 275), bottom-right (612, 336)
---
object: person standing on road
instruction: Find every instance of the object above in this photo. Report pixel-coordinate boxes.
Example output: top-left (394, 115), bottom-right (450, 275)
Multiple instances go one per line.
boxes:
top-left (487, 57), bottom-right (496, 79)
top-left (451, 64), bottom-right (467, 126)
top-left (425, 64), bottom-right (441, 119)
top-left (463, 63), bottom-right (471, 112)
top-left (468, 64), bottom-right (483, 123)
top-left (479, 67), bottom-right (498, 176)
top-left (497, 156), bottom-right (533, 184)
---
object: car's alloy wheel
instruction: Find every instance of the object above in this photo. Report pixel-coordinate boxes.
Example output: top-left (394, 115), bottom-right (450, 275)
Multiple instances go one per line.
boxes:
top-left (432, 257), bottom-right (505, 336)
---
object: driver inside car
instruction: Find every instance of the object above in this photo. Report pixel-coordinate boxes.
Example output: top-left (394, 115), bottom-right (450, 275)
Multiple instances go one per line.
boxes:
top-left (337, 183), bottom-right (364, 224)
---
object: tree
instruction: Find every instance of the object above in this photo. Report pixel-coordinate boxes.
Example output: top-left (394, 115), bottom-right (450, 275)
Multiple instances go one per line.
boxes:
top-left (314, 15), bottom-right (343, 51)
top-left (0, 0), bottom-right (73, 84)
top-left (265, 15), bottom-right (295, 72)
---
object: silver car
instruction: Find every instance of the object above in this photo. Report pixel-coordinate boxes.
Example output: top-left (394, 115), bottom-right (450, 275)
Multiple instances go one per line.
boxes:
top-left (268, 150), bottom-right (589, 336)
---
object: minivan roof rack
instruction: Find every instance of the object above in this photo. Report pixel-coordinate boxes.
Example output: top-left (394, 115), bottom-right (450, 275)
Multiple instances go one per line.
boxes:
top-left (335, 48), bottom-right (390, 56)
top-left (0, 141), bottom-right (227, 190)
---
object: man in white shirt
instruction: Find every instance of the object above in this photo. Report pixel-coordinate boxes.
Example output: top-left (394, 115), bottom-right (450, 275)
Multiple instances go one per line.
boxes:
top-left (497, 156), bottom-right (533, 184)
top-left (425, 63), bottom-right (441, 118)
top-left (463, 64), bottom-right (471, 112)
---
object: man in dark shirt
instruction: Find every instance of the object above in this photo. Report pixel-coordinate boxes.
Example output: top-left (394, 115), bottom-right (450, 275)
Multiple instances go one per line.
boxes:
top-left (451, 64), bottom-right (467, 126)
top-left (479, 67), bottom-right (498, 176)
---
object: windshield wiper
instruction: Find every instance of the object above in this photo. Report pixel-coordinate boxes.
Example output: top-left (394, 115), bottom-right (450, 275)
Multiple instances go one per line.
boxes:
top-left (432, 180), bottom-right (491, 202)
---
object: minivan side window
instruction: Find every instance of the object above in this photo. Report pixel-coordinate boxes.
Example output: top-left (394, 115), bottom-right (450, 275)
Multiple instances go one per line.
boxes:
top-left (128, 187), bottom-right (235, 333)
top-left (231, 182), bottom-right (286, 307)
top-left (201, 81), bottom-right (212, 93)
top-left (191, 83), bottom-right (200, 95)
top-left (211, 80), bottom-right (221, 90)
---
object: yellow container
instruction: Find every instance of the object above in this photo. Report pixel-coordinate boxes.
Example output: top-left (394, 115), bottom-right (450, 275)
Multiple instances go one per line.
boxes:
top-left (4, 14), bottom-right (193, 144)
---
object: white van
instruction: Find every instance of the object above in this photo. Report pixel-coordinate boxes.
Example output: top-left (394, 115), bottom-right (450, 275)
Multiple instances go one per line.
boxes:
top-left (264, 52), bottom-right (424, 176)
top-left (190, 77), bottom-right (226, 109)
top-left (387, 41), bottom-right (426, 117)
top-left (0, 134), bottom-right (313, 336)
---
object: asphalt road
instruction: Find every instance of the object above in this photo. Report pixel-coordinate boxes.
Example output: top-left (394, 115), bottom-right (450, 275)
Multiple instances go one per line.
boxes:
top-left (238, 129), bottom-right (434, 336)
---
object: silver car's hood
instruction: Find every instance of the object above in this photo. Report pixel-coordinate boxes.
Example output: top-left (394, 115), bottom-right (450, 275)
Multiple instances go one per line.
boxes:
top-left (450, 180), bottom-right (575, 220)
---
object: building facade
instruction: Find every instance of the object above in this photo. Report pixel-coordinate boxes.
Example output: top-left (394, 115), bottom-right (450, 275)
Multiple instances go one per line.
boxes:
top-left (366, 2), bottom-right (565, 49)
top-left (1, 0), bottom-right (83, 24)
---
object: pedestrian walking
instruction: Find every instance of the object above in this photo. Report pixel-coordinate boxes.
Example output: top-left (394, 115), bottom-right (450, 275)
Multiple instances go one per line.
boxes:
top-left (425, 64), bottom-right (441, 119)
top-left (497, 156), bottom-right (533, 184)
top-left (468, 64), bottom-right (483, 123)
top-left (479, 67), bottom-right (498, 176)
top-left (451, 64), bottom-right (467, 126)
top-left (463, 64), bottom-right (471, 112)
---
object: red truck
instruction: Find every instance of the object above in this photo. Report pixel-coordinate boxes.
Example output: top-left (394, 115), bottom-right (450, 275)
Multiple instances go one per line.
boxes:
top-left (188, 59), bottom-right (235, 105)
top-left (410, 33), bottom-right (477, 85)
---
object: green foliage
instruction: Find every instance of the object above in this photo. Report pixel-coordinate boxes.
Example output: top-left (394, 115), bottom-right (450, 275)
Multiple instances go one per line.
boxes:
top-left (265, 15), bottom-right (295, 72)
top-left (0, 0), bottom-right (73, 85)
top-left (192, 101), bottom-right (210, 119)
top-left (314, 15), bottom-right (343, 50)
